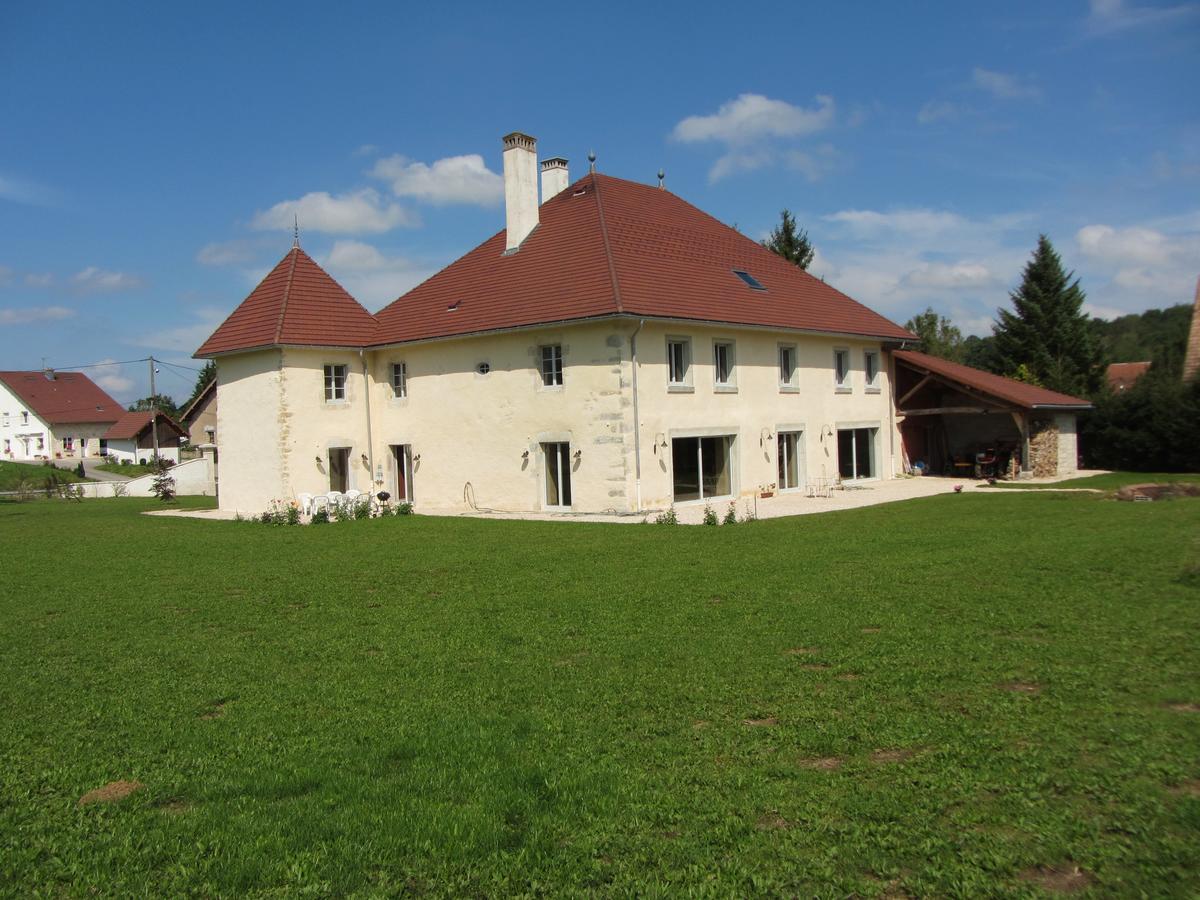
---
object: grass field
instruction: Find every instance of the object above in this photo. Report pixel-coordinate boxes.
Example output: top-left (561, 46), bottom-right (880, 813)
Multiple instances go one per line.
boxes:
top-left (985, 472), bottom-right (1200, 491)
top-left (0, 460), bottom-right (90, 492)
top-left (1, 490), bottom-right (1198, 896)
top-left (95, 461), bottom-right (158, 478)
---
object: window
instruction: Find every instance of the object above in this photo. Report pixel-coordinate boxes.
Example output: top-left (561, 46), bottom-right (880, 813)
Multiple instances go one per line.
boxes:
top-left (864, 351), bottom-right (880, 392)
top-left (391, 362), bottom-right (407, 398)
top-left (2, 412), bottom-right (8, 427)
top-left (834, 349), bottom-right (851, 391)
top-left (837, 427), bottom-right (877, 480)
top-left (3, 439), bottom-right (9, 453)
top-left (732, 269), bottom-right (767, 291)
top-left (672, 435), bottom-right (734, 502)
top-left (62, 436), bottom-right (73, 451)
top-left (323, 364), bottom-right (347, 401)
top-left (99, 439), bottom-right (108, 456)
top-left (328, 447), bottom-right (351, 492)
top-left (543, 442), bottom-right (572, 508)
top-left (540, 344), bottom-right (563, 387)
top-left (777, 431), bottom-right (803, 490)
top-left (779, 344), bottom-right (798, 390)
top-left (21, 411), bottom-right (29, 425)
top-left (667, 338), bottom-right (691, 389)
top-left (713, 341), bottom-right (735, 389)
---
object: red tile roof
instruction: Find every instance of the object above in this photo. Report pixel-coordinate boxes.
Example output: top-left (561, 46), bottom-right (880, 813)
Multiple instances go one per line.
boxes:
top-left (1105, 361), bottom-right (1151, 392)
top-left (895, 350), bottom-right (1092, 410)
top-left (0, 370), bottom-right (123, 424)
top-left (373, 174), bottom-right (915, 345)
top-left (196, 247), bottom-right (377, 356)
top-left (103, 409), bottom-right (187, 441)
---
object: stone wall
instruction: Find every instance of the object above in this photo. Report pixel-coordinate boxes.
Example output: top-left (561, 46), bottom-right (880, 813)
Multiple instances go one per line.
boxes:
top-left (1029, 419), bottom-right (1059, 478)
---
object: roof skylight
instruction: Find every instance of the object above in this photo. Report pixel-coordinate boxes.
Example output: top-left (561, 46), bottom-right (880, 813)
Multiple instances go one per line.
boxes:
top-left (732, 270), bottom-right (766, 291)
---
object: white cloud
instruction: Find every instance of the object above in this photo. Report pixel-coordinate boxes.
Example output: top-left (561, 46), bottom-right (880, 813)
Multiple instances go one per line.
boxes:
top-left (131, 307), bottom-right (230, 353)
top-left (197, 239), bottom-right (270, 266)
top-left (823, 208), bottom-right (970, 239)
top-left (1076, 224), bottom-right (1187, 266)
top-left (353, 143), bottom-right (380, 158)
top-left (971, 68), bottom-right (1041, 100)
top-left (0, 305), bottom-right (74, 325)
top-left (252, 188), bottom-right (417, 234)
top-left (0, 172), bottom-right (58, 207)
top-left (321, 240), bottom-right (441, 309)
top-left (917, 100), bottom-right (967, 124)
top-left (673, 93), bottom-right (835, 144)
top-left (71, 267), bottom-right (144, 293)
top-left (672, 94), bottom-right (838, 184)
top-left (371, 153), bottom-right (504, 206)
top-left (24, 272), bottom-right (54, 288)
top-left (1073, 219), bottom-right (1200, 311)
top-left (1086, 0), bottom-right (1198, 34)
top-left (900, 262), bottom-right (997, 290)
top-left (90, 358), bottom-right (135, 395)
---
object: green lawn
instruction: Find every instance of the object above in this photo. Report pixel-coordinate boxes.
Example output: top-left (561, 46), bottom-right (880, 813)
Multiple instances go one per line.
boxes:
top-left (986, 472), bottom-right (1200, 491)
top-left (0, 460), bottom-right (90, 492)
top-left (95, 461), bottom-right (158, 478)
top-left (1, 491), bottom-right (1198, 896)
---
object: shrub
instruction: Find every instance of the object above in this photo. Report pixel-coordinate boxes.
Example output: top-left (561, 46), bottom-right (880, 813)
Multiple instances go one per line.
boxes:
top-left (120, 459), bottom-right (131, 466)
top-left (740, 500), bottom-right (757, 523)
top-left (75, 462), bottom-right (85, 479)
top-left (654, 507), bottom-right (678, 525)
top-left (285, 503), bottom-right (301, 526)
top-left (110, 481), bottom-right (128, 498)
top-left (354, 498), bottom-right (372, 520)
top-left (310, 508), bottom-right (330, 525)
top-left (151, 471), bottom-right (176, 502)
top-left (702, 503), bottom-right (718, 526)
top-left (723, 503), bottom-right (738, 525)
top-left (396, 501), bottom-right (413, 516)
top-left (332, 500), bottom-right (352, 522)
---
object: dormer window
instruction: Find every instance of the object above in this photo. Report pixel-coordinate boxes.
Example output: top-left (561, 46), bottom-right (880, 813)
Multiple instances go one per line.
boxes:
top-left (732, 270), bottom-right (766, 291)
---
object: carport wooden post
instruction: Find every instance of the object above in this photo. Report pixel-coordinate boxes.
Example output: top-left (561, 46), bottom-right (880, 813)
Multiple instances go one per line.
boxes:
top-left (1011, 411), bottom-right (1031, 474)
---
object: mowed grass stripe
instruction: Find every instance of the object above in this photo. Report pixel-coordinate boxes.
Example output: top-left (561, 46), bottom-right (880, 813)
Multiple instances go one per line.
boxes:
top-left (0, 491), bottom-right (1197, 896)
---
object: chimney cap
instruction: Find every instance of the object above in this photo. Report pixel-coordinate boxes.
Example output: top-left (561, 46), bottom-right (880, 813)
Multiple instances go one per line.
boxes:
top-left (502, 132), bottom-right (537, 151)
top-left (540, 157), bottom-right (569, 170)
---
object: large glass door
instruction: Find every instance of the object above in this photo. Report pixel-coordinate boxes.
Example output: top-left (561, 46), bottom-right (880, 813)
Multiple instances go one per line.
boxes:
top-left (543, 442), bottom-right (572, 508)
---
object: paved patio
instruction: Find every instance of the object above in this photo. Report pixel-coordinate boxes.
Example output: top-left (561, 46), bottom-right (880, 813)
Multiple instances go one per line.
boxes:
top-left (145, 470), bottom-right (1109, 524)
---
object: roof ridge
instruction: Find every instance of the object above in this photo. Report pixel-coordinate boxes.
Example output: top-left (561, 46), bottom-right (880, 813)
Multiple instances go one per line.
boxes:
top-left (590, 173), bottom-right (625, 314)
top-left (274, 247), bottom-right (300, 345)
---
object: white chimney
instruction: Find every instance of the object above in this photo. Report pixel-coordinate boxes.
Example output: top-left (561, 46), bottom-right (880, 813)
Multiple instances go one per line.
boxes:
top-left (502, 132), bottom-right (539, 252)
top-left (540, 157), bottom-right (569, 203)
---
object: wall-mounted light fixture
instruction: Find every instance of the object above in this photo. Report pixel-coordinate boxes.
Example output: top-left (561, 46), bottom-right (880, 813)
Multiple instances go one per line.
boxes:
top-left (361, 453), bottom-right (369, 465)
top-left (413, 453), bottom-right (421, 463)
top-left (314, 455), bottom-right (322, 464)
top-left (573, 449), bottom-right (582, 460)
top-left (521, 449), bottom-right (530, 459)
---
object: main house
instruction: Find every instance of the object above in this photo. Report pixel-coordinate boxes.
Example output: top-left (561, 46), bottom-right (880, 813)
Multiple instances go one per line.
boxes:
top-left (198, 133), bottom-right (1090, 515)
top-left (0, 370), bottom-right (125, 461)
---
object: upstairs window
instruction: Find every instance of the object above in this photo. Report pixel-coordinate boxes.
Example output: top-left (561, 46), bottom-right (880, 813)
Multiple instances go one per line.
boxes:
top-left (834, 349), bottom-right (851, 391)
top-left (779, 344), bottom-right (798, 389)
top-left (667, 338), bottom-right (692, 389)
top-left (713, 341), bottom-right (735, 388)
top-left (21, 411), bottom-right (29, 425)
top-left (324, 364), bottom-right (347, 401)
top-left (864, 351), bottom-right (880, 392)
top-left (2, 412), bottom-right (8, 427)
top-left (540, 344), bottom-right (563, 387)
top-left (391, 362), bottom-right (407, 398)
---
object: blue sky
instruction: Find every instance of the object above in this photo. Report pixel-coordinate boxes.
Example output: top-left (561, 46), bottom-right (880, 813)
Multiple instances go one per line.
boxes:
top-left (1, 0), bottom-right (1197, 403)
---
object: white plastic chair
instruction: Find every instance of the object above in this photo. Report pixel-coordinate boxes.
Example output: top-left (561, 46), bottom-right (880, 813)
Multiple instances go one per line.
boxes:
top-left (344, 489), bottom-right (362, 505)
top-left (310, 494), bottom-right (330, 514)
top-left (297, 493), bottom-right (314, 516)
top-left (326, 490), bottom-right (344, 512)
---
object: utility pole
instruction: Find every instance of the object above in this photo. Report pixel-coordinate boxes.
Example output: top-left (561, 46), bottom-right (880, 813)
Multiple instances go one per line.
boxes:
top-left (148, 356), bottom-right (160, 461)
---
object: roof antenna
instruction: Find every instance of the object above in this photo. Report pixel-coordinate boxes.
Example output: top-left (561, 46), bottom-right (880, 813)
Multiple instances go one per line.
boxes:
top-left (588, 149), bottom-right (597, 174)
top-left (293, 214), bottom-right (300, 249)
top-left (657, 168), bottom-right (665, 190)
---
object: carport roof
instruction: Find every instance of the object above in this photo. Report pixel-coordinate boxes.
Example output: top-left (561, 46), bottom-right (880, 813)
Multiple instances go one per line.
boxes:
top-left (894, 350), bottom-right (1092, 410)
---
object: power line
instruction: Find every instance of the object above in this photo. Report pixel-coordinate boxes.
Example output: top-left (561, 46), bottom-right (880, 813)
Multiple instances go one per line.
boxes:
top-left (37, 357), bottom-right (151, 372)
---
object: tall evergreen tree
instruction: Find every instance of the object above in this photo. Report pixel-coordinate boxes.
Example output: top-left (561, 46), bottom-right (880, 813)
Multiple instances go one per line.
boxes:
top-left (762, 209), bottom-right (814, 270)
top-left (184, 360), bottom-right (216, 410)
top-left (993, 235), bottom-right (1101, 396)
top-left (904, 307), bottom-right (965, 362)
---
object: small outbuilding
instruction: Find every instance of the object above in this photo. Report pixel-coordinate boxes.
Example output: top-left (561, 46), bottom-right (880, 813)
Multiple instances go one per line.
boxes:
top-left (102, 410), bottom-right (187, 465)
top-left (894, 350), bottom-right (1092, 479)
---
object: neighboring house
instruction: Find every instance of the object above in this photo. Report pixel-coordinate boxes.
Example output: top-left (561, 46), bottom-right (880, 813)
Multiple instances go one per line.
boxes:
top-left (197, 132), bottom-right (1091, 515)
top-left (179, 379), bottom-right (217, 446)
top-left (1105, 361), bottom-right (1151, 393)
top-left (101, 410), bottom-right (186, 464)
top-left (0, 370), bottom-right (123, 461)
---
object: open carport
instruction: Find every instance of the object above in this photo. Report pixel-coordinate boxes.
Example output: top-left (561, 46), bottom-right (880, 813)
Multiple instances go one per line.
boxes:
top-left (893, 350), bottom-right (1092, 479)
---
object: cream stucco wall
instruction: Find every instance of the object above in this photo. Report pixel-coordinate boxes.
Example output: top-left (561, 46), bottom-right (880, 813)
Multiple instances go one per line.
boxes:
top-left (211, 321), bottom-right (898, 515)
top-left (0, 380), bottom-right (50, 460)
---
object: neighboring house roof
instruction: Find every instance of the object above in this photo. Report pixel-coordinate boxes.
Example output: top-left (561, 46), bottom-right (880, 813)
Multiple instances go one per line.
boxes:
top-left (197, 174), bottom-right (915, 357)
top-left (196, 247), bottom-right (378, 356)
top-left (103, 410), bottom-right (187, 440)
top-left (179, 379), bottom-right (215, 425)
top-left (1105, 361), bottom-right (1152, 392)
top-left (373, 173), bottom-right (914, 345)
top-left (894, 350), bottom-right (1093, 410)
top-left (0, 370), bottom-right (123, 424)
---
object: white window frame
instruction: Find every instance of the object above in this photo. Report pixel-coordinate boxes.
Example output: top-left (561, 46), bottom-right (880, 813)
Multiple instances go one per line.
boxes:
top-left (864, 350), bottom-right (881, 393)
top-left (833, 348), bottom-right (851, 392)
top-left (390, 362), bottom-right (407, 399)
top-left (323, 364), bottom-right (347, 402)
top-left (669, 430), bottom-right (737, 503)
top-left (776, 429), bottom-right (805, 491)
top-left (666, 337), bottom-right (693, 392)
top-left (836, 424), bottom-right (879, 482)
top-left (712, 339), bottom-right (736, 392)
top-left (539, 344), bottom-right (563, 388)
top-left (778, 343), bottom-right (799, 392)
